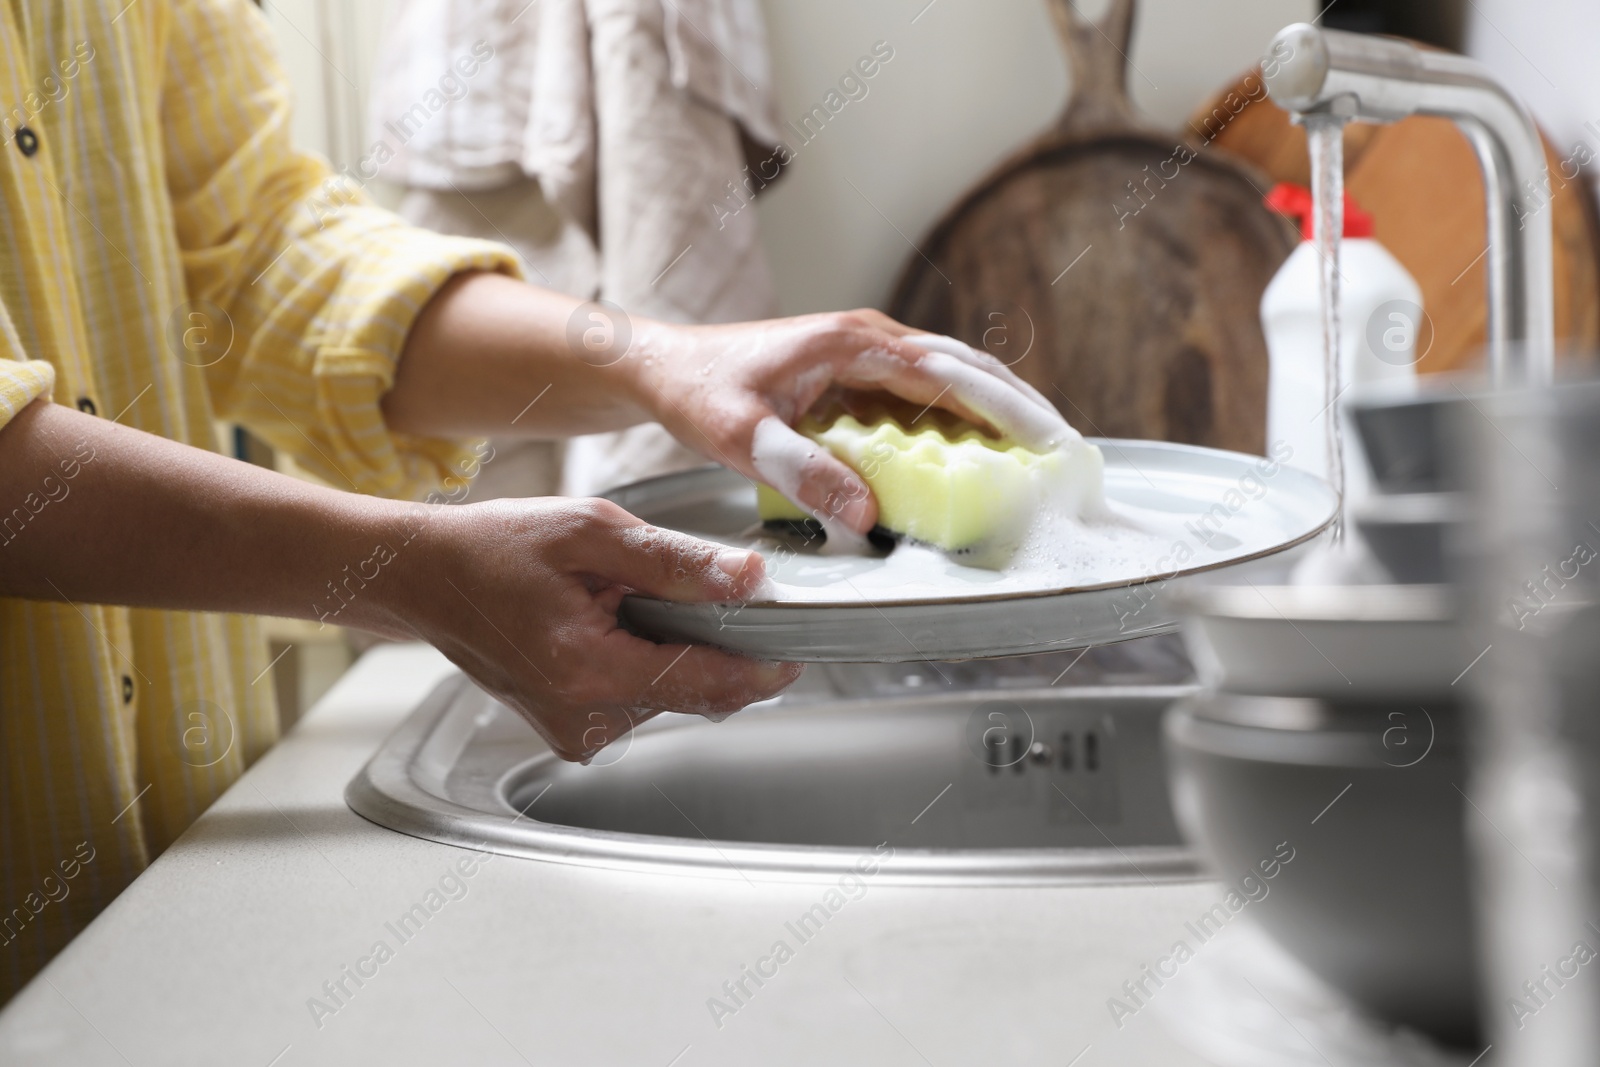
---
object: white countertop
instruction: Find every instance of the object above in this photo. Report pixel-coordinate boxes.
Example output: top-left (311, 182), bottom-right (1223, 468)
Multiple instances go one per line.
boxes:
top-left (0, 644), bottom-right (1225, 1067)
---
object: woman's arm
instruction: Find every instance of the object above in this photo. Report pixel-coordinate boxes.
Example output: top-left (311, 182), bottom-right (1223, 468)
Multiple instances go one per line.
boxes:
top-left (384, 272), bottom-right (1074, 534)
top-left (0, 398), bottom-right (794, 760)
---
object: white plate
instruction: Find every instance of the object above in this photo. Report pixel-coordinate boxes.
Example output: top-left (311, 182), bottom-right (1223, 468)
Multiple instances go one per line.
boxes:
top-left (604, 439), bottom-right (1338, 662)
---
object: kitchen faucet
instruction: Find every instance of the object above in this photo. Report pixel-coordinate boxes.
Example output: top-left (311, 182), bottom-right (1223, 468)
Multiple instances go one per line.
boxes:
top-left (1262, 23), bottom-right (1554, 385)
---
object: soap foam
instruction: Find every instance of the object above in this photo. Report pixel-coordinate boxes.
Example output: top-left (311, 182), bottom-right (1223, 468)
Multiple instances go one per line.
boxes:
top-left (747, 426), bottom-right (1194, 603)
top-left (757, 501), bottom-right (1183, 605)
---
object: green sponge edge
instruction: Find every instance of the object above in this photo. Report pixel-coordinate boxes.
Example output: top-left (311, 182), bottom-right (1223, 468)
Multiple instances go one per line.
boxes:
top-left (756, 483), bottom-right (811, 522)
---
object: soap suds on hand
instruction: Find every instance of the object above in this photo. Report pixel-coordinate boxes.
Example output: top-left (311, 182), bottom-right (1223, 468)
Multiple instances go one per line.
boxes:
top-left (749, 414), bottom-right (870, 555)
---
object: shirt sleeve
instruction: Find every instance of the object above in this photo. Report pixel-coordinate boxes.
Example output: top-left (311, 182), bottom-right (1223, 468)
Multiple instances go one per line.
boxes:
top-left (159, 0), bottom-right (524, 499)
top-left (0, 304), bottom-right (55, 430)
top-left (0, 360), bottom-right (56, 429)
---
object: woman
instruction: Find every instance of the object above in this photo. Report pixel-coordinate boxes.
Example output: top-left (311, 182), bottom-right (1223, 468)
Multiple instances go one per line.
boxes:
top-left (0, 0), bottom-right (1055, 1000)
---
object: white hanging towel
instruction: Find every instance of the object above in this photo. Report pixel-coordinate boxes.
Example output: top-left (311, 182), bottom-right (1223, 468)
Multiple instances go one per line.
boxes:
top-left (371, 0), bottom-right (787, 496)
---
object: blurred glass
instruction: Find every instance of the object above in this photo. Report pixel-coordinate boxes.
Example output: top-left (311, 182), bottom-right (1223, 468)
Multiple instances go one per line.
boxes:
top-left (1454, 360), bottom-right (1600, 1066)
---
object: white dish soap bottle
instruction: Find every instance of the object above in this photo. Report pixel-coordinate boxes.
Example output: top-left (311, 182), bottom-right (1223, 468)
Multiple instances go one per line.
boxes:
top-left (1260, 182), bottom-right (1424, 505)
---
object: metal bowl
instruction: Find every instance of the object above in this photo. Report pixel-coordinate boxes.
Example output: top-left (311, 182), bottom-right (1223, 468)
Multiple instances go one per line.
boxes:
top-left (1164, 693), bottom-right (1479, 1046)
top-left (1178, 584), bottom-right (1467, 699)
top-left (1350, 492), bottom-right (1464, 585)
top-left (1348, 387), bottom-right (1460, 495)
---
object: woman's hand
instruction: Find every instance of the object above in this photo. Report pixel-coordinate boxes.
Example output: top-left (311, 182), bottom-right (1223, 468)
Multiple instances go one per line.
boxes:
top-left (387, 278), bottom-right (1074, 533)
top-left (395, 497), bottom-right (801, 762)
top-left (625, 309), bottom-right (1076, 535)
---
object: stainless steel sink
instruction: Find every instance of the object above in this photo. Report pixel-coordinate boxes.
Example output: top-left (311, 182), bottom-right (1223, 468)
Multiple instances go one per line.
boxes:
top-left (347, 667), bottom-right (1203, 885)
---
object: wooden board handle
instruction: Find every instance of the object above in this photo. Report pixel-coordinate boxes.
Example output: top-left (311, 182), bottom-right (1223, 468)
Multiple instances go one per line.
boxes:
top-left (1046, 0), bottom-right (1141, 137)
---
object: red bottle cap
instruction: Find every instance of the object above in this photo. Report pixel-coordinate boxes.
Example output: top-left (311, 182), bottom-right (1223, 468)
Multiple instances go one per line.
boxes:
top-left (1264, 181), bottom-right (1374, 240)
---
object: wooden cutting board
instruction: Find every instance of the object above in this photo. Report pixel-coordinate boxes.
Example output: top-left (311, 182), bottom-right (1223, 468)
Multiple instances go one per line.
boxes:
top-left (1189, 69), bottom-right (1600, 373)
top-left (888, 0), bottom-right (1297, 454)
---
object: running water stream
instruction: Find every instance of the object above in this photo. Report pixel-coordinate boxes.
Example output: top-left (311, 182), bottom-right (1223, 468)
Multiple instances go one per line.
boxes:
top-left (1305, 115), bottom-right (1350, 531)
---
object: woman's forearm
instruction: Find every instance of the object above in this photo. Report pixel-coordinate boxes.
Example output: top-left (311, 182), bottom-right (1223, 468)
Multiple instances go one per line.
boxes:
top-left (381, 271), bottom-right (660, 440)
top-left (0, 398), bottom-right (425, 636)
top-left (0, 396), bottom-right (798, 760)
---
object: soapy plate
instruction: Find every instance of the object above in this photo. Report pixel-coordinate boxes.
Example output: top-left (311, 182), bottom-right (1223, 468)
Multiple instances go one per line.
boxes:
top-left (604, 439), bottom-right (1338, 662)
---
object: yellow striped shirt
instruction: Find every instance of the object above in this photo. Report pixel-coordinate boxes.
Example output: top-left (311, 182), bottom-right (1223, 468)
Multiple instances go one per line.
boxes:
top-left (0, 0), bottom-right (519, 999)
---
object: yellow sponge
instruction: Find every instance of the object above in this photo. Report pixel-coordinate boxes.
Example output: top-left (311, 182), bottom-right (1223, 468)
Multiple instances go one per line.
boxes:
top-left (757, 412), bottom-right (1077, 552)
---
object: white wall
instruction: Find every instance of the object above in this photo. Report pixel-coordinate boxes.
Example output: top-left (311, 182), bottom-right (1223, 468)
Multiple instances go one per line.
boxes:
top-left (267, 0), bottom-right (1314, 312)
top-left (1463, 0), bottom-right (1600, 182)
top-left (261, 0), bottom-right (396, 204)
top-left (754, 0), bottom-right (1314, 314)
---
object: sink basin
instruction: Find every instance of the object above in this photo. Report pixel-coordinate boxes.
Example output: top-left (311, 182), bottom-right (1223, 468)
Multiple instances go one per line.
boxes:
top-left (347, 673), bottom-right (1203, 885)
